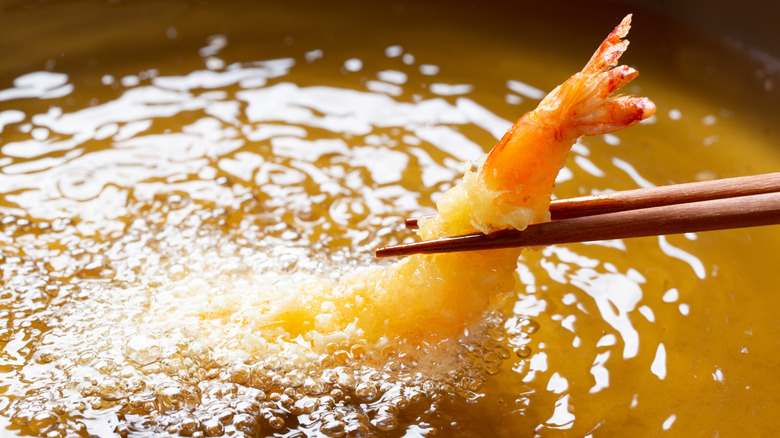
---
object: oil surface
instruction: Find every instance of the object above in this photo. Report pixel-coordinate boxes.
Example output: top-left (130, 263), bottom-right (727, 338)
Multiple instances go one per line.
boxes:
top-left (2, 1), bottom-right (780, 437)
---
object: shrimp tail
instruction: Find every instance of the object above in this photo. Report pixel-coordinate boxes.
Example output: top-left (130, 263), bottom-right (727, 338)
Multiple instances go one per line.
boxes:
top-left (535, 14), bottom-right (656, 139)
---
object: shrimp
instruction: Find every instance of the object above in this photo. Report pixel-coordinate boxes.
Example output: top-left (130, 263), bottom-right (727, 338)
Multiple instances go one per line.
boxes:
top-left (230, 16), bottom-right (657, 345)
top-left (336, 15), bottom-right (657, 341)
top-left (418, 14), bottom-right (656, 239)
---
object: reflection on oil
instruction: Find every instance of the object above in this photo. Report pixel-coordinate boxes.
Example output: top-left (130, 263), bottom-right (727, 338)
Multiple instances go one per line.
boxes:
top-left (2, 4), bottom-right (780, 437)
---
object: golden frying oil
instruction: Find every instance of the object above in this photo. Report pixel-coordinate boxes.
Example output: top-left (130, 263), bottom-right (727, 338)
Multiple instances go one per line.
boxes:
top-left (1, 1), bottom-right (779, 437)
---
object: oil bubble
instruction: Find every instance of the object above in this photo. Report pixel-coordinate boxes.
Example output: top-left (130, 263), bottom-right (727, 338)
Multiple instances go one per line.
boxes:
top-left (0, 328), bottom-right (12, 343)
top-left (230, 364), bottom-right (251, 385)
top-left (303, 377), bottom-right (326, 395)
top-left (156, 384), bottom-right (198, 412)
top-left (28, 410), bottom-right (60, 434)
top-left (215, 409), bottom-right (234, 424)
top-left (516, 345), bottom-right (532, 358)
top-left (372, 414), bottom-right (397, 432)
top-left (268, 415), bottom-right (285, 429)
top-left (97, 376), bottom-right (124, 400)
top-left (320, 420), bottom-right (346, 437)
top-left (344, 422), bottom-right (370, 438)
top-left (376, 404), bottom-right (399, 417)
top-left (355, 382), bottom-right (378, 401)
top-left (123, 334), bottom-right (162, 366)
top-left (10, 409), bottom-right (34, 427)
top-left (522, 319), bottom-right (539, 334)
top-left (202, 418), bottom-right (224, 436)
top-left (391, 395), bottom-right (409, 408)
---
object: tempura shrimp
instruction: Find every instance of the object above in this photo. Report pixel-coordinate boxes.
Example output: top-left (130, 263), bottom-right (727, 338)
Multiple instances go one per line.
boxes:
top-left (223, 15), bottom-right (657, 345)
top-left (418, 14), bottom-right (656, 239)
top-left (320, 15), bottom-right (657, 342)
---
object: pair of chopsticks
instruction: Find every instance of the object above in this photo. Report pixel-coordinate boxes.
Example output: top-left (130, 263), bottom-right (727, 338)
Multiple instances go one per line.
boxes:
top-left (375, 172), bottom-right (780, 257)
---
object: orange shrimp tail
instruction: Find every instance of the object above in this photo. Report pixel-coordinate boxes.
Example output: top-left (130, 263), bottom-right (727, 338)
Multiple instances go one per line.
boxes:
top-left (478, 14), bottom-right (656, 229)
top-left (535, 13), bottom-right (656, 139)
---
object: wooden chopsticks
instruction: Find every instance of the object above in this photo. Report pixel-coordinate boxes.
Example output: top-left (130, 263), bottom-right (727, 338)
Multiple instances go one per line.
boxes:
top-left (375, 173), bottom-right (780, 258)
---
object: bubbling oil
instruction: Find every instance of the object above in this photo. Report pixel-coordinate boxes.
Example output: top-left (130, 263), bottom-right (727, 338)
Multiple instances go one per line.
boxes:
top-left (1, 189), bottom-right (535, 437)
top-left (3, 2), bottom-right (780, 437)
top-left (0, 35), bottom-right (542, 435)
